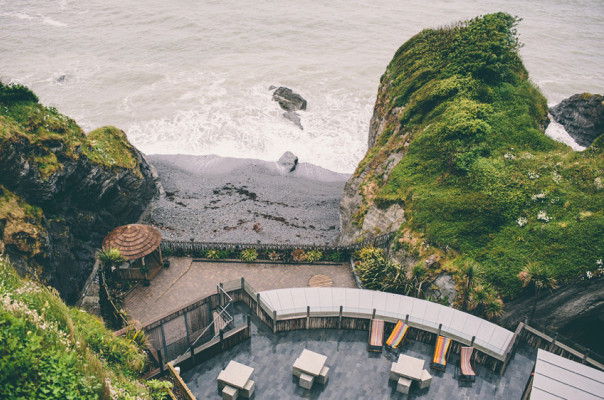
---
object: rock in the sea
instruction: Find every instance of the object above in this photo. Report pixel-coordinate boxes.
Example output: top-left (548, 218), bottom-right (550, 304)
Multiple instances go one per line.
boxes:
top-left (283, 110), bottom-right (303, 130)
top-left (277, 151), bottom-right (298, 172)
top-left (272, 86), bottom-right (307, 112)
top-left (549, 93), bottom-right (604, 147)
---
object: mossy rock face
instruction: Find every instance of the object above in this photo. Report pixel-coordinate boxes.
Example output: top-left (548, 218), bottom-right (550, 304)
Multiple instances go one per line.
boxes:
top-left (0, 185), bottom-right (46, 258)
top-left (340, 13), bottom-right (604, 298)
top-left (0, 81), bottom-right (158, 303)
top-left (82, 126), bottom-right (140, 175)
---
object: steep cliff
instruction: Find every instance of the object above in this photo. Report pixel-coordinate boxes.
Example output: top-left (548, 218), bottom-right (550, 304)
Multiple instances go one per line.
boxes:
top-left (339, 13), bottom-right (603, 302)
top-left (0, 83), bottom-right (158, 304)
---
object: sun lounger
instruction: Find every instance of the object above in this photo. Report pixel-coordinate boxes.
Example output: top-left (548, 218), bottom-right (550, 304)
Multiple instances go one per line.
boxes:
top-left (367, 318), bottom-right (384, 352)
top-left (385, 320), bottom-right (409, 352)
top-left (459, 346), bottom-right (476, 381)
top-left (430, 335), bottom-right (452, 371)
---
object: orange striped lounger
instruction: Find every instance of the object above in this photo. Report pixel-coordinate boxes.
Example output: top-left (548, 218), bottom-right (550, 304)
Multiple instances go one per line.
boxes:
top-left (367, 319), bottom-right (384, 352)
top-left (459, 346), bottom-right (476, 381)
top-left (385, 320), bottom-right (409, 351)
top-left (430, 335), bottom-right (452, 371)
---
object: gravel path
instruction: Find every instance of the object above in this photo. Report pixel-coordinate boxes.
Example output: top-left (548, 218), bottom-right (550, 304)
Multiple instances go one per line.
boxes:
top-left (143, 154), bottom-right (349, 245)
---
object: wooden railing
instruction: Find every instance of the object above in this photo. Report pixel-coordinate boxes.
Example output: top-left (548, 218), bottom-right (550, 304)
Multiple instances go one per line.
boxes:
top-left (160, 232), bottom-right (395, 258)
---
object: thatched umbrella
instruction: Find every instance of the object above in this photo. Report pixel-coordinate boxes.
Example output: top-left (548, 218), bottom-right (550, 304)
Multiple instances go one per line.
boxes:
top-left (102, 224), bottom-right (161, 261)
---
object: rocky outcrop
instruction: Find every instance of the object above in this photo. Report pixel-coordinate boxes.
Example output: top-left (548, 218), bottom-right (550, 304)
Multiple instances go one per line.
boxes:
top-left (0, 85), bottom-right (158, 304)
top-left (549, 93), bottom-right (604, 147)
top-left (498, 278), bottom-right (604, 352)
top-left (271, 86), bottom-right (307, 129)
top-left (277, 151), bottom-right (298, 172)
top-left (272, 86), bottom-right (307, 112)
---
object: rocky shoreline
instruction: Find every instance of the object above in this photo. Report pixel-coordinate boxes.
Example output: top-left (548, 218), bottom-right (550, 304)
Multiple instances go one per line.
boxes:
top-left (143, 154), bottom-right (349, 245)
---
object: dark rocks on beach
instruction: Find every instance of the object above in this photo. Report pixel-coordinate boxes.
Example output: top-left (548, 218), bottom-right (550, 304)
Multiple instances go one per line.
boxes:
top-left (271, 86), bottom-right (307, 130)
top-left (549, 93), bottom-right (604, 147)
top-left (277, 151), bottom-right (298, 172)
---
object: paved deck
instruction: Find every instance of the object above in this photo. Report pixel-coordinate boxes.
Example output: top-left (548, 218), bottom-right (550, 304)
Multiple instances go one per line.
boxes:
top-left (123, 258), bottom-right (356, 325)
top-left (182, 303), bottom-right (537, 399)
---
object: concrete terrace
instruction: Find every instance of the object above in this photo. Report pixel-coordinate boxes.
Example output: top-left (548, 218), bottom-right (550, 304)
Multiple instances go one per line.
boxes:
top-left (123, 258), bottom-right (356, 325)
top-left (181, 303), bottom-right (538, 399)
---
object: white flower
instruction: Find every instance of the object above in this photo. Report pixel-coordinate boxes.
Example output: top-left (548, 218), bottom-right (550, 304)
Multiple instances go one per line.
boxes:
top-left (517, 217), bottom-right (528, 227)
top-left (504, 153), bottom-right (514, 160)
top-left (553, 171), bottom-right (562, 183)
top-left (531, 192), bottom-right (547, 201)
top-left (537, 211), bottom-right (551, 222)
top-left (528, 171), bottom-right (540, 180)
top-left (586, 271), bottom-right (593, 279)
top-left (596, 177), bottom-right (603, 190)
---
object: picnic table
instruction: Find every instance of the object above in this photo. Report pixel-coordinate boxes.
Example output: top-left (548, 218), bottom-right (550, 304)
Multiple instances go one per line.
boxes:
top-left (390, 354), bottom-right (431, 393)
top-left (217, 360), bottom-right (255, 399)
top-left (292, 349), bottom-right (330, 389)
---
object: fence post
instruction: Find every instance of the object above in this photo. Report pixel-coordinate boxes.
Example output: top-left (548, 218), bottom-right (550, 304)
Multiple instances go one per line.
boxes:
top-left (470, 336), bottom-right (475, 347)
top-left (183, 312), bottom-right (191, 349)
top-left (339, 305), bottom-right (343, 329)
top-left (437, 323), bottom-right (442, 337)
top-left (160, 324), bottom-right (168, 362)
top-left (306, 306), bottom-right (310, 330)
top-left (241, 277), bottom-right (245, 290)
top-left (273, 310), bottom-right (277, 333)
top-left (582, 349), bottom-right (589, 365)
top-left (256, 293), bottom-right (261, 316)
top-left (405, 314), bottom-right (409, 324)
top-left (550, 333), bottom-right (558, 352)
top-left (372, 309), bottom-right (376, 319)
top-left (158, 348), bottom-right (164, 373)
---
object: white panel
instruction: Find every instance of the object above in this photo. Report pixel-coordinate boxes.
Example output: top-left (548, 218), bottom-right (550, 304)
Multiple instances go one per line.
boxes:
top-left (344, 288), bottom-right (360, 310)
top-left (475, 320), bottom-right (496, 344)
top-left (358, 290), bottom-right (374, 313)
top-left (384, 293), bottom-right (402, 317)
top-left (305, 287), bottom-right (321, 308)
top-left (318, 288), bottom-right (336, 312)
top-left (372, 292), bottom-right (387, 312)
top-left (435, 306), bottom-right (455, 329)
top-left (330, 288), bottom-right (347, 309)
top-left (290, 288), bottom-right (308, 310)
top-left (277, 289), bottom-right (295, 311)
top-left (423, 301), bottom-right (441, 325)
top-left (461, 315), bottom-right (481, 337)
top-left (448, 311), bottom-right (468, 334)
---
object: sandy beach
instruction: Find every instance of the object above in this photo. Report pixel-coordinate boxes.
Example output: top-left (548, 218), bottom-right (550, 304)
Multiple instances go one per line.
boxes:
top-left (143, 154), bottom-right (349, 245)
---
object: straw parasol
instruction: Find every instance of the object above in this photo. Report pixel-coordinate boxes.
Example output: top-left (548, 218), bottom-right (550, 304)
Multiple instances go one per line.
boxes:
top-left (102, 224), bottom-right (161, 261)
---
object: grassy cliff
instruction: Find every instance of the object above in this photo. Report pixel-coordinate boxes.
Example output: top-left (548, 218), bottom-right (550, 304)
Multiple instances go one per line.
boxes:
top-left (0, 83), bottom-right (140, 179)
top-left (349, 13), bottom-right (603, 297)
top-left (0, 254), bottom-right (162, 399)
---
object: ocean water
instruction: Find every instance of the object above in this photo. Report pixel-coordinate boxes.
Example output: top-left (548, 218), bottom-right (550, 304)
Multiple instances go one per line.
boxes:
top-left (1, 0), bottom-right (602, 173)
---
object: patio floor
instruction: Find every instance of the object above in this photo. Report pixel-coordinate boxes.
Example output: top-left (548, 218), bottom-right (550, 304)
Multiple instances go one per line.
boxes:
top-left (181, 303), bottom-right (537, 399)
top-left (123, 258), bottom-right (356, 325)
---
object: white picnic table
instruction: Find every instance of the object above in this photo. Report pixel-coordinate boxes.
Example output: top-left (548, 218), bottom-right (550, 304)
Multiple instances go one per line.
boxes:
top-left (219, 360), bottom-right (254, 389)
top-left (293, 349), bottom-right (327, 377)
top-left (391, 354), bottom-right (425, 381)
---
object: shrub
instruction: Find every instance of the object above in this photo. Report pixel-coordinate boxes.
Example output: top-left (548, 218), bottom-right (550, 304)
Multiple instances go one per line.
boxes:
top-left (0, 82), bottom-right (39, 104)
top-left (240, 249), bottom-right (258, 262)
top-left (205, 249), bottom-right (220, 259)
top-left (268, 251), bottom-right (281, 261)
top-left (146, 379), bottom-right (173, 400)
top-left (291, 249), bottom-right (307, 262)
top-left (306, 250), bottom-right (323, 262)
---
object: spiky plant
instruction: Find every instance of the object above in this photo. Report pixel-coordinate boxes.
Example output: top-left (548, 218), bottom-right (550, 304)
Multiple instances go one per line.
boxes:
top-left (517, 262), bottom-right (558, 320)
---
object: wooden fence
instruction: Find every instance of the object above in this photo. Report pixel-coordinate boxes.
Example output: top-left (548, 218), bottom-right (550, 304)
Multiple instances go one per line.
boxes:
top-left (160, 231), bottom-right (395, 258)
top-left (518, 323), bottom-right (604, 371)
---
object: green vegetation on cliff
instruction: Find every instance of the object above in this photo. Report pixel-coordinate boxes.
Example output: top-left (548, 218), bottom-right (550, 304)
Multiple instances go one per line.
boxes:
top-left (354, 13), bottom-right (603, 297)
top-left (0, 82), bottom-right (139, 178)
top-left (0, 254), bottom-right (165, 399)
